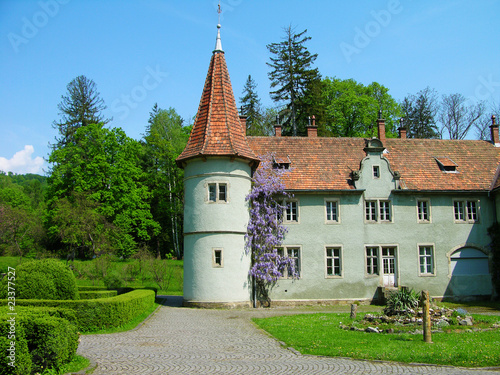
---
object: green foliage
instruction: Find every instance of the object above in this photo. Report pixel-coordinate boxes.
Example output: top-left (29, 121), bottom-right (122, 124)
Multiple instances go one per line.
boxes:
top-left (0, 317), bottom-right (31, 375)
top-left (267, 26), bottom-right (320, 136)
top-left (239, 75), bottom-right (267, 136)
top-left (22, 315), bottom-right (79, 374)
top-left (53, 75), bottom-right (111, 147)
top-left (0, 259), bottom-right (79, 300)
top-left (10, 289), bottom-right (155, 332)
top-left (401, 87), bottom-right (440, 138)
top-left (104, 273), bottom-right (124, 289)
top-left (47, 123), bottom-right (160, 258)
top-left (321, 77), bottom-right (402, 138)
top-left (384, 288), bottom-right (420, 316)
top-left (78, 290), bottom-right (118, 299)
top-left (143, 105), bottom-right (187, 259)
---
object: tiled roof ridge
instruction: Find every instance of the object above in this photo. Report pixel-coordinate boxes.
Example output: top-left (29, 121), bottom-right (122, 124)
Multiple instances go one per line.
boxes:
top-left (200, 53), bottom-right (217, 156)
top-left (219, 54), bottom-right (237, 156)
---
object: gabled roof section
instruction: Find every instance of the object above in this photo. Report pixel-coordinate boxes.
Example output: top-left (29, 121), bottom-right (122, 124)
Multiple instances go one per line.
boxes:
top-left (247, 137), bottom-right (500, 192)
top-left (176, 26), bottom-right (258, 167)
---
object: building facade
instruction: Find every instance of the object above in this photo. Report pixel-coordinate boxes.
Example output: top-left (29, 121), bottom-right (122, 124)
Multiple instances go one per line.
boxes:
top-left (177, 26), bottom-right (500, 307)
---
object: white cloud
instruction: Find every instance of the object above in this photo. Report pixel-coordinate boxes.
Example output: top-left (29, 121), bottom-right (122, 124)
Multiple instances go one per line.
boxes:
top-left (0, 145), bottom-right (45, 175)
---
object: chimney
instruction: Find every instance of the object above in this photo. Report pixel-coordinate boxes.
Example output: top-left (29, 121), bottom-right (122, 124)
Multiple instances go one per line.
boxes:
top-left (274, 115), bottom-right (282, 137)
top-left (239, 115), bottom-right (247, 135)
top-left (306, 115), bottom-right (318, 137)
top-left (398, 118), bottom-right (407, 139)
top-left (377, 110), bottom-right (386, 142)
top-left (491, 115), bottom-right (499, 146)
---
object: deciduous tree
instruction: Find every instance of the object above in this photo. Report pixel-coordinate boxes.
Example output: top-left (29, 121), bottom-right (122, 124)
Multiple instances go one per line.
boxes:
top-left (440, 93), bottom-right (486, 140)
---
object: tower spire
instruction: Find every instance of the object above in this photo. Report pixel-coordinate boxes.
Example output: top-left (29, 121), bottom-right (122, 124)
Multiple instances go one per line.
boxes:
top-left (214, 1), bottom-right (223, 53)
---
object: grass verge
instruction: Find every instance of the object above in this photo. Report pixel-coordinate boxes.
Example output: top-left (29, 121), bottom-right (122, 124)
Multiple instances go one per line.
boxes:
top-left (253, 312), bottom-right (500, 368)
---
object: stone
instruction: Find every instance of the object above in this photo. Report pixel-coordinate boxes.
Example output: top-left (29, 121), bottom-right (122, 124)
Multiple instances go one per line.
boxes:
top-left (365, 327), bottom-right (380, 333)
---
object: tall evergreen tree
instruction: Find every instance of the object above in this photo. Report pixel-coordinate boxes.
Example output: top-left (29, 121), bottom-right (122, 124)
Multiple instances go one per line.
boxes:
top-left (401, 87), bottom-right (440, 138)
top-left (239, 75), bottom-right (264, 136)
top-left (267, 26), bottom-right (320, 136)
top-left (53, 75), bottom-right (111, 147)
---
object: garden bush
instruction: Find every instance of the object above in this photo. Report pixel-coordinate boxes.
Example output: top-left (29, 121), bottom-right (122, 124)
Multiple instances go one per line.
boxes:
top-left (0, 317), bottom-right (31, 375)
top-left (79, 290), bottom-right (117, 299)
top-left (0, 259), bottom-right (79, 300)
top-left (384, 288), bottom-right (420, 315)
top-left (104, 272), bottom-right (124, 289)
top-left (11, 289), bottom-right (155, 332)
top-left (22, 315), bottom-right (79, 374)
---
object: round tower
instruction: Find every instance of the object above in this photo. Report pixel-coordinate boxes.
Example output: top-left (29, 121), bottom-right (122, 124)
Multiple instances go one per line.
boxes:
top-left (176, 24), bottom-right (259, 307)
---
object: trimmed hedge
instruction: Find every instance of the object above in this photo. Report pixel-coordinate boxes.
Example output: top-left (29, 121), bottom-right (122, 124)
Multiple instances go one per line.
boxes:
top-left (0, 307), bottom-right (79, 375)
top-left (0, 317), bottom-right (31, 375)
top-left (77, 286), bottom-right (108, 291)
top-left (78, 290), bottom-right (118, 299)
top-left (8, 289), bottom-right (155, 332)
top-left (0, 259), bottom-right (79, 301)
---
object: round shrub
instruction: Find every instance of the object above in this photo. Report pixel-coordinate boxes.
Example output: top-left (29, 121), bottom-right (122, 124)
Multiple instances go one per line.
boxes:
top-left (104, 273), bottom-right (124, 289)
top-left (0, 259), bottom-right (79, 300)
top-left (0, 316), bottom-right (32, 375)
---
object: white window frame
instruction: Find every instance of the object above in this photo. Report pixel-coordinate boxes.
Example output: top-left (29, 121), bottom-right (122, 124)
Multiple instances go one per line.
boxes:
top-left (365, 199), bottom-right (392, 223)
top-left (207, 182), bottom-right (228, 203)
top-left (277, 246), bottom-right (301, 278)
top-left (418, 244), bottom-right (435, 276)
top-left (372, 165), bottom-right (380, 179)
top-left (325, 246), bottom-right (343, 278)
top-left (453, 199), bottom-right (480, 223)
top-left (417, 199), bottom-right (431, 223)
top-left (212, 248), bottom-right (223, 268)
top-left (325, 199), bottom-right (340, 224)
top-left (284, 200), bottom-right (299, 223)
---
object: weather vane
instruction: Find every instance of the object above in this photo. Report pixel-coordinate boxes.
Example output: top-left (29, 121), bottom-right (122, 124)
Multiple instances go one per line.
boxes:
top-left (217, 0), bottom-right (221, 24)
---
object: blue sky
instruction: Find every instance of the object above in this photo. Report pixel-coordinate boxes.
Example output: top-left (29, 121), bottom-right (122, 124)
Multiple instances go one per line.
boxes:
top-left (1, 0), bottom-right (499, 175)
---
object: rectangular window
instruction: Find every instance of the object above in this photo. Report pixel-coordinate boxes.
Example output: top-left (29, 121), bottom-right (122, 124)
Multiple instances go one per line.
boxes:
top-left (365, 201), bottom-right (377, 221)
top-left (379, 200), bottom-right (391, 221)
top-left (373, 165), bottom-right (380, 178)
top-left (212, 248), bottom-right (223, 268)
top-left (419, 245), bottom-right (434, 275)
top-left (325, 200), bottom-right (339, 222)
top-left (365, 199), bottom-right (392, 222)
top-left (285, 201), bottom-right (298, 222)
top-left (207, 183), bottom-right (227, 203)
top-left (278, 246), bottom-right (301, 278)
top-left (366, 247), bottom-right (379, 275)
top-left (454, 200), bottom-right (479, 223)
top-left (326, 247), bottom-right (342, 277)
top-left (417, 199), bottom-right (430, 222)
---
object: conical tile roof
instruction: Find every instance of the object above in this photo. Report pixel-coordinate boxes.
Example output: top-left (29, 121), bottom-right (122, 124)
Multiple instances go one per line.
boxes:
top-left (176, 27), bottom-right (258, 167)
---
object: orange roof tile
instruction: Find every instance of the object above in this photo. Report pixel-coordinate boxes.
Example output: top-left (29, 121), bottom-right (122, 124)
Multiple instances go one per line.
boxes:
top-left (247, 137), bottom-right (500, 192)
top-left (176, 50), bottom-right (258, 166)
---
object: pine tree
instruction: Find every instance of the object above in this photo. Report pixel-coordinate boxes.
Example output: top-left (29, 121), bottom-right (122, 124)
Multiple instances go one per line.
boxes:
top-left (53, 75), bottom-right (111, 147)
top-left (267, 26), bottom-right (320, 136)
top-left (239, 75), bottom-right (263, 136)
top-left (401, 87), bottom-right (440, 139)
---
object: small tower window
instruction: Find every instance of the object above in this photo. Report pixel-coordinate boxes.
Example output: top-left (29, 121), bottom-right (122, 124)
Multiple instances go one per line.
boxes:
top-left (213, 248), bottom-right (223, 267)
top-left (208, 183), bottom-right (228, 203)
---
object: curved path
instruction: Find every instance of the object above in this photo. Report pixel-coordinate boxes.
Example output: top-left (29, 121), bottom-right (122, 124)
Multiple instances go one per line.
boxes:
top-left (77, 296), bottom-right (500, 375)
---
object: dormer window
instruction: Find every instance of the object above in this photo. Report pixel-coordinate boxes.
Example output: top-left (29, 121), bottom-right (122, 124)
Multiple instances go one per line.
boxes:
top-left (373, 165), bottom-right (380, 179)
top-left (435, 157), bottom-right (458, 173)
top-left (273, 155), bottom-right (291, 170)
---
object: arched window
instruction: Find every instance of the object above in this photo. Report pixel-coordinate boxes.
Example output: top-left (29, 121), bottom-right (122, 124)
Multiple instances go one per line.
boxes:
top-left (450, 247), bottom-right (489, 276)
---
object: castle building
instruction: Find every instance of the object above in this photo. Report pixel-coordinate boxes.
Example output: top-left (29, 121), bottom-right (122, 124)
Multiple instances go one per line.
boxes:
top-left (177, 25), bottom-right (500, 307)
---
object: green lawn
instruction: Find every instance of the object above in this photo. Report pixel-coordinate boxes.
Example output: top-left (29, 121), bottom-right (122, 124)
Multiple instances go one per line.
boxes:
top-left (253, 313), bottom-right (500, 368)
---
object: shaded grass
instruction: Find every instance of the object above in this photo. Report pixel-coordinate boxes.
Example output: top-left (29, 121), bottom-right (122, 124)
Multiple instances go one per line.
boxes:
top-left (253, 313), bottom-right (500, 368)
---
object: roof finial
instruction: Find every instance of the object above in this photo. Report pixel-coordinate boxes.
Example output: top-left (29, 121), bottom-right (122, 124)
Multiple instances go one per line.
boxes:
top-left (214, 1), bottom-right (223, 52)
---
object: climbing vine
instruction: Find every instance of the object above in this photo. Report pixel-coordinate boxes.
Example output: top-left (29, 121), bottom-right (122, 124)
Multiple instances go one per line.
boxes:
top-left (487, 223), bottom-right (500, 297)
top-left (245, 155), bottom-right (298, 306)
